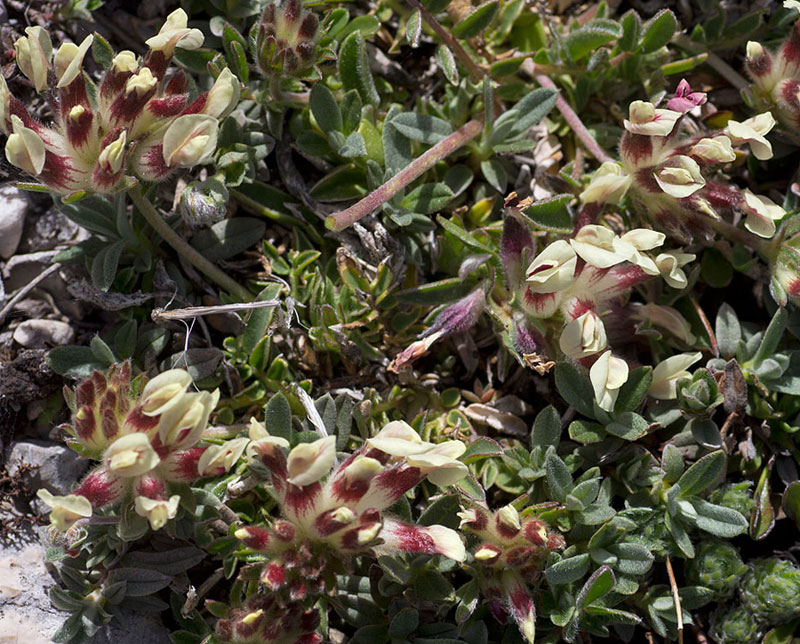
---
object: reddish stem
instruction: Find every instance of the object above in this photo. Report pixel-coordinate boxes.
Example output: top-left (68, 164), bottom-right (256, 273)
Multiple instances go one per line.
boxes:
top-left (531, 70), bottom-right (614, 163)
top-left (326, 119), bottom-right (483, 231)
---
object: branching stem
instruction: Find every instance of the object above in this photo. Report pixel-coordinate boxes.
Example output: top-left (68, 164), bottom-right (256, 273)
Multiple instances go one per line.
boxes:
top-left (129, 184), bottom-right (253, 302)
top-left (326, 119), bottom-right (483, 231)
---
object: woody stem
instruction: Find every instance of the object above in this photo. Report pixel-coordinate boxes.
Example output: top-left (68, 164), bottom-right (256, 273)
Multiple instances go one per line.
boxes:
top-left (129, 184), bottom-right (254, 302)
top-left (325, 118), bottom-right (483, 231)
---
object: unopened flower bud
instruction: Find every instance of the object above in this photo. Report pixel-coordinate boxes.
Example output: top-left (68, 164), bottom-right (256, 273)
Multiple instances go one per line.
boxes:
top-left (474, 544), bottom-right (502, 561)
top-left (746, 41), bottom-right (773, 79)
top-left (624, 100), bottom-right (680, 136)
top-left (97, 130), bottom-right (127, 175)
top-left (180, 178), bottom-right (229, 228)
top-left (126, 67), bottom-right (157, 97)
top-left (112, 50), bottom-right (139, 73)
top-left (497, 505), bottom-right (521, 535)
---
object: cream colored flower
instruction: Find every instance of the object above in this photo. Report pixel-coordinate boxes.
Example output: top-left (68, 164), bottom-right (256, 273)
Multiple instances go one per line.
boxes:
top-left (571, 225), bottom-right (633, 269)
top-left (579, 162), bottom-right (631, 205)
top-left (162, 114), bottom-right (219, 168)
top-left (559, 311), bottom-right (607, 358)
top-left (589, 350), bottom-right (629, 412)
top-left (690, 136), bottom-right (736, 164)
top-left (134, 494), bottom-right (180, 530)
top-left (623, 101), bottom-right (681, 136)
top-left (158, 389), bottom-right (219, 448)
top-left (145, 8), bottom-right (204, 55)
top-left (741, 189), bottom-right (786, 238)
top-left (654, 155), bottom-right (706, 198)
top-left (367, 420), bottom-right (431, 456)
top-left (105, 433), bottom-right (160, 477)
top-left (198, 437), bottom-right (250, 477)
top-left (526, 240), bottom-right (578, 293)
top-left (655, 250), bottom-right (695, 289)
top-left (5, 115), bottom-right (46, 176)
top-left (203, 68), bottom-right (240, 120)
top-left (126, 67), bottom-right (157, 97)
top-left (726, 113), bottom-right (776, 160)
top-left (633, 303), bottom-right (696, 344)
top-left (497, 504), bottom-right (521, 532)
top-left (112, 50), bottom-right (138, 73)
top-left (785, 0), bottom-right (800, 11)
top-left (406, 441), bottom-right (468, 486)
top-left (37, 490), bottom-right (92, 531)
top-left (141, 369), bottom-right (193, 415)
top-left (286, 435), bottom-right (336, 486)
top-left (650, 352), bottom-right (703, 399)
top-left (54, 35), bottom-right (93, 88)
top-left (614, 228), bottom-right (666, 274)
top-left (14, 26), bottom-right (52, 93)
top-left (245, 418), bottom-right (290, 460)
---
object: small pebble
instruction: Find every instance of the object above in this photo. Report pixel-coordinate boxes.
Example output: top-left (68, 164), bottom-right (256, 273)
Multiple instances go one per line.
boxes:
top-left (0, 185), bottom-right (28, 259)
top-left (12, 319), bottom-right (75, 348)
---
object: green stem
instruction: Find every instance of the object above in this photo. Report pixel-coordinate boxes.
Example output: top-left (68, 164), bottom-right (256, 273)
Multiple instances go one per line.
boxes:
top-left (129, 184), bottom-right (253, 302)
top-left (326, 118), bottom-right (483, 231)
top-left (674, 34), bottom-right (749, 91)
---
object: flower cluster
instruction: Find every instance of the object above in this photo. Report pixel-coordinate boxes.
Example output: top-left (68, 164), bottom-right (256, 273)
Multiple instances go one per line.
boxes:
top-left (580, 81), bottom-right (785, 242)
top-left (1, 10), bottom-right (239, 196)
top-left (251, 0), bottom-right (321, 79)
top-left (215, 594), bottom-right (321, 644)
top-left (233, 420), bottom-right (467, 609)
top-left (501, 207), bottom-right (703, 410)
top-left (457, 504), bottom-right (564, 643)
top-left (745, 1), bottom-right (800, 134)
top-left (37, 363), bottom-right (247, 532)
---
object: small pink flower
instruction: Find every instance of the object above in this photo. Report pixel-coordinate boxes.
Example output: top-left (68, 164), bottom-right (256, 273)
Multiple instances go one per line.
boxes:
top-left (667, 79), bottom-right (707, 113)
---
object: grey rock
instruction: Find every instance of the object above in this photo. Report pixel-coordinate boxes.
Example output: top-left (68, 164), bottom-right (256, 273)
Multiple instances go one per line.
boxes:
top-left (0, 186), bottom-right (28, 259)
top-left (0, 541), bottom-right (68, 644)
top-left (5, 440), bottom-right (89, 496)
top-left (13, 319), bottom-right (75, 349)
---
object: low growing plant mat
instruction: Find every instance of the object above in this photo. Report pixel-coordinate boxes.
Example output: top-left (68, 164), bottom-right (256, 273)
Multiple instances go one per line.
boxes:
top-left (0, 0), bottom-right (799, 643)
